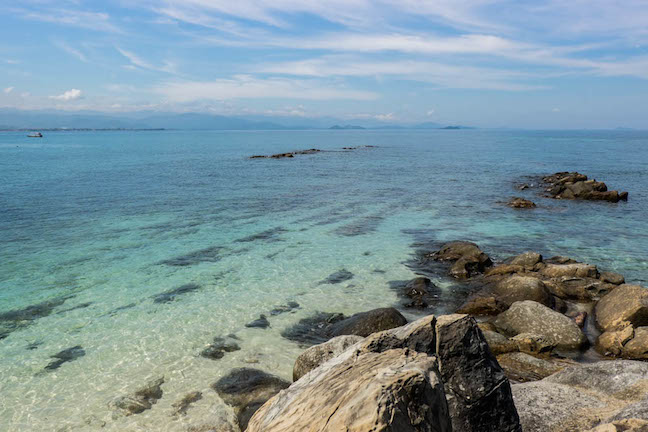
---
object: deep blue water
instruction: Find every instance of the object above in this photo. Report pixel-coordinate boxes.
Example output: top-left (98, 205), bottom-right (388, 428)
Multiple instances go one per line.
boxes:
top-left (0, 129), bottom-right (647, 431)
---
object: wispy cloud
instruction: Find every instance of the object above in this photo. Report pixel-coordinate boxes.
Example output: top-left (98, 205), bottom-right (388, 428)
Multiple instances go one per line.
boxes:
top-left (117, 48), bottom-right (178, 74)
top-left (155, 75), bottom-right (378, 102)
top-left (3, 86), bottom-right (14, 94)
top-left (49, 89), bottom-right (83, 101)
top-left (14, 8), bottom-right (121, 33)
top-left (54, 41), bottom-right (88, 62)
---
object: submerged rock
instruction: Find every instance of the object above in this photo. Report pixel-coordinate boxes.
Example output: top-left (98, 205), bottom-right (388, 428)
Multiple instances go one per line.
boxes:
top-left (398, 277), bottom-right (442, 309)
top-left (158, 246), bottom-right (223, 266)
top-left (428, 241), bottom-right (494, 279)
top-left (245, 315), bottom-right (270, 329)
top-left (113, 377), bottom-right (165, 416)
top-left (0, 296), bottom-right (71, 340)
top-left (281, 308), bottom-right (406, 346)
top-left (269, 301), bottom-right (299, 316)
top-left (319, 269), bottom-right (354, 284)
top-left (200, 337), bottom-right (241, 360)
top-left (171, 391), bottom-right (202, 416)
top-left (494, 300), bottom-right (587, 351)
top-left (212, 368), bottom-right (289, 430)
top-left (249, 149), bottom-right (321, 159)
top-left (44, 345), bottom-right (86, 371)
top-left (292, 335), bottom-right (363, 381)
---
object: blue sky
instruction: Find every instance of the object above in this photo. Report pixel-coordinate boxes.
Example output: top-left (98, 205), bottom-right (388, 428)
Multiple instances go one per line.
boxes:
top-left (1, 0), bottom-right (648, 128)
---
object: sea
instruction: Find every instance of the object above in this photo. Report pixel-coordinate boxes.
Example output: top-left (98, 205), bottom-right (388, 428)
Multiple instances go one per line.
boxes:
top-left (1, 129), bottom-right (647, 431)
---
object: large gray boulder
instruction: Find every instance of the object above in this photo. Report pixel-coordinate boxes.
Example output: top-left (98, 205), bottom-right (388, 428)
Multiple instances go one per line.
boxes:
top-left (513, 360), bottom-right (648, 432)
top-left (248, 349), bottom-right (452, 432)
top-left (251, 314), bottom-right (521, 432)
top-left (494, 301), bottom-right (587, 350)
top-left (292, 335), bottom-right (363, 381)
top-left (492, 275), bottom-right (552, 307)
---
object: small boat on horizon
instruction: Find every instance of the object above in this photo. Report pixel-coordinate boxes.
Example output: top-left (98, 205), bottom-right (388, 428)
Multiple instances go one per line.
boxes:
top-left (27, 132), bottom-right (43, 138)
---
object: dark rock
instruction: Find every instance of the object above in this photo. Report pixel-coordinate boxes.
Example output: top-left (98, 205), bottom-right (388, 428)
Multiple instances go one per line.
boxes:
top-left (172, 391), bottom-right (202, 416)
top-left (319, 269), bottom-right (354, 284)
top-left (392, 277), bottom-right (442, 309)
top-left (508, 252), bottom-right (543, 268)
top-left (113, 377), bottom-right (165, 415)
top-left (328, 308), bottom-right (407, 338)
top-left (245, 315), bottom-right (270, 329)
top-left (457, 295), bottom-right (508, 315)
top-left (249, 149), bottom-right (321, 159)
top-left (430, 241), bottom-right (493, 279)
top-left (544, 276), bottom-right (615, 301)
top-left (200, 337), bottom-right (241, 360)
top-left (600, 272), bottom-right (626, 285)
top-left (508, 197), bottom-right (537, 208)
top-left (212, 368), bottom-right (289, 430)
top-left (542, 172), bottom-right (628, 202)
top-left (435, 314), bottom-right (522, 432)
top-left (44, 345), bottom-right (85, 371)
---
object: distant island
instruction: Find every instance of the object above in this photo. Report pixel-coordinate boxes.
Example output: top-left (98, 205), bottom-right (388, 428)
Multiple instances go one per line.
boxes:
top-left (329, 125), bottom-right (366, 130)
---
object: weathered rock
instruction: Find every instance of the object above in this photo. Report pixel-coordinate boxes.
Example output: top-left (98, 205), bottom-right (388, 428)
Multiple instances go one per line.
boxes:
top-left (596, 324), bottom-right (634, 356)
top-left (113, 377), bottom-right (165, 416)
top-left (588, 419), bottom-right (648, 432)
top-left (600, 272), bottom-right (626, 285)
top-left (509, 252), bottom-right (543, 268)
top-left (494, 301), bottom-right (587, 350)
top-left (485, 264), bottom-right (526, 277)
top-left (497, 352), bottom-right (569, 383)
top-left (212, 368), bottom-right (289, 430)
top-left (492, 275), bottom-right (552, 307)
top-left (545, 277), bottom-right (615, 301)
top-left (435, 314), bottom-right (521, 432)
top-left (328, 307), bottom-right (407, 338)
top-left (483, 330), bottom-right (518, 355)
top-left (508, 197), bottom-right (536, 208)
top-left (596, 285), bottom-right (648, 332)
top-left (248, 349), bottom-right (452, 432)
top-left (542, 172), bottom-right (628, 203)
top-left (292, 335), bottom-right (363, 381)
top-left (513, 360), bottom-right (648, 431)
top-left (456, 295), bottom-right (507, 315)
top-left (623, 327), bottom-right (648, 360)
top-left (541, 263), bottom-right (598, 279)
top-left (511, 333), bottom-right (556, 356)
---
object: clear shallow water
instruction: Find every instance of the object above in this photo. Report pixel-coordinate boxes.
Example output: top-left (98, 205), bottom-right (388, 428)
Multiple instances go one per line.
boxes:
top-left (1, 129), bottom-right (647, 431)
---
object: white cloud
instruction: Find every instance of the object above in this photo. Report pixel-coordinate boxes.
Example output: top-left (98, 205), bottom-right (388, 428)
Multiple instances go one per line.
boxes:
top-left (552, 108), bottom-right (561, 112)
top-left (5, 59), bottom-right (20, 65)
top-left (155, 75), bottom-right (378, 102)
top-left (427, 110), bottom-right (435, 116)
top-left (3, 87), bottom-right (14, 94)
top-left (49, 89), bottom-right (83, 101)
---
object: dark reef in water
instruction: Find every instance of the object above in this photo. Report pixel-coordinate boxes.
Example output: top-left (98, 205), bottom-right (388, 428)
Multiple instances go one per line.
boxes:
top-left (152, 283), bottom-right (201, 303)
top-left (270, 301), bottom-right (300, 316)
top-left (245, 315), bottom-right (270, 329)
top-left (200, 337), bottom-right (241, 360)
top-left (332, 214), bottom-right (384, 237)
top-left (0, 296), bottom-right (72, 340)
top-left (235, 227), bottom-right (287, 243)
top-left (44, 345), bottom-right (85, 371)
top-left (319, 269), bottom-right (354, 285)
top-left (159, 246), bottom-right (224, 266)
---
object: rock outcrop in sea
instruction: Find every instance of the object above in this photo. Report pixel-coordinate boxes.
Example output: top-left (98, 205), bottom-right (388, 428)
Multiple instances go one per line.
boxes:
top-left (542, 171), bottom-right (629, 202)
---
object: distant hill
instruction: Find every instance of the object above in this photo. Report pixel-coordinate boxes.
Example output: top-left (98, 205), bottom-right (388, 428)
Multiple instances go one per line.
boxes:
top-left (0, 109), bottom-right (474, 131)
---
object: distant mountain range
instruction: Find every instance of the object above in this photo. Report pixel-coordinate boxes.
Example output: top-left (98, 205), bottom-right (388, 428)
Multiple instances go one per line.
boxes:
top-left (0, 109), bottom-right (473, 131)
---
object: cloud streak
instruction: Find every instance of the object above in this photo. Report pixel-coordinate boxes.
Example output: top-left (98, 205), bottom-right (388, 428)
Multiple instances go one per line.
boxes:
top-left (49, 89), bottom-right (83, 101)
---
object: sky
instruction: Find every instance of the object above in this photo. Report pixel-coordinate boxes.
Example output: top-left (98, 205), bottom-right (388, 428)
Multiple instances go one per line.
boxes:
top-left (1, 0), bottom-right (648, 128)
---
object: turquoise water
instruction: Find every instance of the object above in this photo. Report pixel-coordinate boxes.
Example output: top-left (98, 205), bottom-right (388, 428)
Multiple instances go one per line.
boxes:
top-left (1, 129), bottom-right (647, 431)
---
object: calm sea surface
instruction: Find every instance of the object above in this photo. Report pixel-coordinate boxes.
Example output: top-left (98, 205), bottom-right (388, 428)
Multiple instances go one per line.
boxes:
top-left (1, 129), bottom-right (647, 431)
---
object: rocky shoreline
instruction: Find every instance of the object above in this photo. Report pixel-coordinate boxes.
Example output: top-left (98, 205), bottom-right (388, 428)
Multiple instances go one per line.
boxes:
top-left (104, 171), bottom-right (644, 431)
